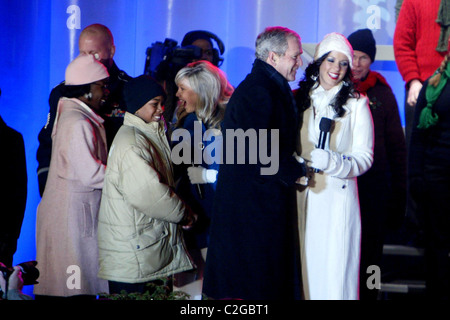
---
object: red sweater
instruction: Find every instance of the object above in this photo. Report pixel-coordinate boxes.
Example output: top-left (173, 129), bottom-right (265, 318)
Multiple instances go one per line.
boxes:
top-left (394, 0), bottom-right (446, 86)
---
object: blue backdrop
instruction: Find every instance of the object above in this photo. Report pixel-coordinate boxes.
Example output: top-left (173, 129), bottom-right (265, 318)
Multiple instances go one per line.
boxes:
top-left (0, 0), bottom-right (403, 296)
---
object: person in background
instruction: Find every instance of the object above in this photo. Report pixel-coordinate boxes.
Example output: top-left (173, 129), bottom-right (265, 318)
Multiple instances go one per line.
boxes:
top-left (348, 28), bottom-right (407, 300)
top-left (394, 0), bottom-right (449, 238)
top-left (0, 89), bottom-right (27, 268)
top-left (409, 51), bottom-right (450, 300)
top-left (36, 23), bottom-right (130, 196)
top-left (171, 60), bottom-right (233, 299)
top-left (394, 0), bottom-right (448, 143)
top-left (161, 30), bottom-right (225, 130)
top-left (203, 26), bottom-right (306, 300)
top-left (181, 30), bottom-right (224, 67)
top-left (97, 75), bottom-right (196, 295)
top-left (294, 32), bottom-right (374, 300)
top-left (34, 54), bottom-right (110, 299)
top-left (395, 0), bottom-right (404, 22)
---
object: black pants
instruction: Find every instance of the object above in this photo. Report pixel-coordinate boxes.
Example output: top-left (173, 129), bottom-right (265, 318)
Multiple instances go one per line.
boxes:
top-left (404, 91), bottom-right (424, 235)
top-left (421, 163), bottom-right (450, 300)
top-left (359, 179), bottom-right (388, 300)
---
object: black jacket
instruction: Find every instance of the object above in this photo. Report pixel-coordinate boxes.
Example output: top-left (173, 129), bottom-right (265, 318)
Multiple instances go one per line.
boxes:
top-left (203, 59), bottom-right (305, 300)
top-left (0, 116), bottom-right (27, 266)
top-left (409, 77), bottom-right (450, 187)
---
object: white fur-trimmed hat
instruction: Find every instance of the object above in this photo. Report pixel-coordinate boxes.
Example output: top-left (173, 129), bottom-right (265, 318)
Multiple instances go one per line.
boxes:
top-left (65, 54), bottom-right (109, 85)
top-left (314, 32), bottom-right (354, 68)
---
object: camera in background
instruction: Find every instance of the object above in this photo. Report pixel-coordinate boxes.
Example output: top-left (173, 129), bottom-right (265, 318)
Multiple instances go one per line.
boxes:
top-left (144, 38), bottom-right (202, 81)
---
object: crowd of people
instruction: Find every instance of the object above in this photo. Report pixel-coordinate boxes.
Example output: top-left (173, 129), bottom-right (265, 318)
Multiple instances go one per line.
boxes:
top-left (1, 0), bottom-right (450, 300)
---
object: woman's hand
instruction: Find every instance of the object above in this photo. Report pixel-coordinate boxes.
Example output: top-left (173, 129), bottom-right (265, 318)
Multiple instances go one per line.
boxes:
top-left (187, 166), bottom-right (218, 184)
top-left (310, 149), bottom-right (330, 171)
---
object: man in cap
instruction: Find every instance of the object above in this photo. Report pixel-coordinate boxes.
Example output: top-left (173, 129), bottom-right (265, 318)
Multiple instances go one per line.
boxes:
top-left (36, 23), bottom-right (131, 196)
top-left (348, 28), bottom-right (407, 300)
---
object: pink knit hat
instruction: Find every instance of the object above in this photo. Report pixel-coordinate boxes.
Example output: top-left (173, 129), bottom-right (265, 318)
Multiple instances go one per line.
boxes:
top-left (65, 54), bottom-right (109, 85)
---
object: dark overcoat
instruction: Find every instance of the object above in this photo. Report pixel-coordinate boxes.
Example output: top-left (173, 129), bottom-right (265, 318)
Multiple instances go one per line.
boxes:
top-left (0, 116), bottom-right (27, 266)
top-left (203, 59), bottom-right (305, 300)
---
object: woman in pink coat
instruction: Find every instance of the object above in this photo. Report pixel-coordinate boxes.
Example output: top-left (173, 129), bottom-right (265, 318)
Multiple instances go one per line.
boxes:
top-left (35, 54), bottom-right (110, 299)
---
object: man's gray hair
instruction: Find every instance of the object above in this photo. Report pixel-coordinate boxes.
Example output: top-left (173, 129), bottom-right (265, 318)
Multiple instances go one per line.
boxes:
top-left (255, 26), bottom-right (301, 61)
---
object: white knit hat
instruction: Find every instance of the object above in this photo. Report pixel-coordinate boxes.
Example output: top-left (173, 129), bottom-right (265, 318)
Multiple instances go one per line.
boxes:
top-left (314, 32), bottom-right (354, 68)
top-left (65, 54), bottom-right (109, 85)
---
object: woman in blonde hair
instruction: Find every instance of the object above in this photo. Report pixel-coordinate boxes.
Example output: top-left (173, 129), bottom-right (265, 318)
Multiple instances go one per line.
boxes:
top-left (409, 51), bottom-right (450, 300)
top-left (171, 60), bottom-right (233, 299)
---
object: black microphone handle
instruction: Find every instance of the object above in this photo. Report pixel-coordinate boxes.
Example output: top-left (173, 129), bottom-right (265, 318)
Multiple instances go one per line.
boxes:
top-left (318, 131), bottom-right (325, 149)
top-left (314, 131), bottom-right (328, 173)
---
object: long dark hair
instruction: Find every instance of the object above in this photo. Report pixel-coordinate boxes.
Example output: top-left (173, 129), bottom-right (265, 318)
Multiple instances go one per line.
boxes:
top-left (295, 52), bottom-right (359, 118)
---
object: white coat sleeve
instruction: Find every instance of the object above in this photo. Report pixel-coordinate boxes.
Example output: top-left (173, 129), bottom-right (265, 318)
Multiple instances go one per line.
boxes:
top-left (323, 97), bottom-right (374, 178)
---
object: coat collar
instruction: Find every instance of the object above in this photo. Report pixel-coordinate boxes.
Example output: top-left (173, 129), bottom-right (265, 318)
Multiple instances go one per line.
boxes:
top-left (356, 70), bottom-right (390, 93)
top-left (253, 58), bottom-right (292, 94)
top-left (310, 82), bottom-right (351, 119)
top-left (124, 112), bottom-right (165, 138)
top-left (253, 59), bottom-right (298, 116)
top-left (54, 97), bottom-right (104, 129)
top-left (311, 82), bottom-right (343, 102)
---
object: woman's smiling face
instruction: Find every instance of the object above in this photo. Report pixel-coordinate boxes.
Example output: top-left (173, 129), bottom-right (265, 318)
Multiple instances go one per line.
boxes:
top-left (319, 51), bottom-right (349, 90)
top-left (175, 77), bottom-right (198, 114)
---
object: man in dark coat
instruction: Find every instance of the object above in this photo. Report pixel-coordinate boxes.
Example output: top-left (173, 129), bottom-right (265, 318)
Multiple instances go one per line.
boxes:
top-left (203, 26), bottom-right (306, 300)
top-left (0, 110), bottom-right (27, 267)
top-left (36, 24), bottom-right (131, 196)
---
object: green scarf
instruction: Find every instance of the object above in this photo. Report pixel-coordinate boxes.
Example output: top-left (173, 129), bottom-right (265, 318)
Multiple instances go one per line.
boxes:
top-left (418, 62), bottom-right (450, 129)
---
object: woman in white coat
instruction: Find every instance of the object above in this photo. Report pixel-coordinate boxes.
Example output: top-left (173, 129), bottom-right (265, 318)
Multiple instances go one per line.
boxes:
top-left (294, 33), bottom-right (374, 300)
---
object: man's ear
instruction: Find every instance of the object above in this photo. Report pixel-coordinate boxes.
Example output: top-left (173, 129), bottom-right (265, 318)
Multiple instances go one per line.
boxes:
top-left (109, 44), bottom-right (116, 59)
top-left (267, 51), bottom-right (278, 67)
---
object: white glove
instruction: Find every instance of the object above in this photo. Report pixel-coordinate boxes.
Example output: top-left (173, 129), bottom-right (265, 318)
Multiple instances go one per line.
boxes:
top-left (293, 152), bottom-right (305, 164)
top-left (187, 166), bottom-right (218, 184)
top-left (310, 149), bottom-right (330, 171)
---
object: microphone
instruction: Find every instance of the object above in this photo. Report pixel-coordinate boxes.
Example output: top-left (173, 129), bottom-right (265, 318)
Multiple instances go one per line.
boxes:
top-left (314, 117), bottom-right (333, 173)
